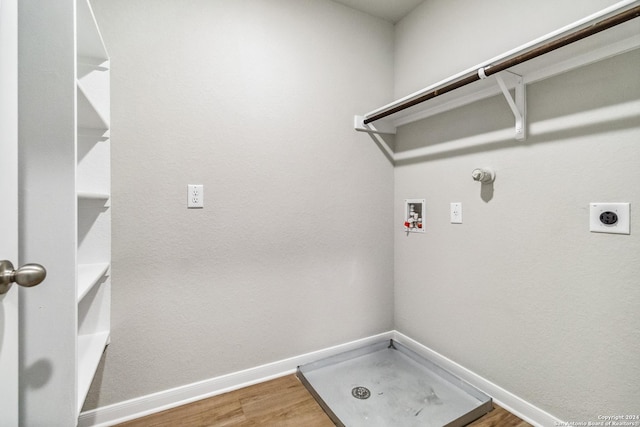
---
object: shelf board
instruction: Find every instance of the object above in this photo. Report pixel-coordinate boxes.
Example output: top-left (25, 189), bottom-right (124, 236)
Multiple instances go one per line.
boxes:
top-left (77, 263), bottom-right (109, 303)
top-left (78, 127), bottom-right (110, 140)
top-left (78, 58), bottom-right (109, 72)
top-left (77, 191), bottom-right (110, 200)
top-left (77, 192), bottom-right (110, 209)
top-left (77, 331), bottom-right (110, 412)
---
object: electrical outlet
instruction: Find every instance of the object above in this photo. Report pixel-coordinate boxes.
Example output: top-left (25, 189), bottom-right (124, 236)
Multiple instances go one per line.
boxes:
top-left (188, 184), bottom-right (204, 208)
top-left (450, 202), bottom-right (462, 224)
top-left (590, 203), bottom-right (629, 234)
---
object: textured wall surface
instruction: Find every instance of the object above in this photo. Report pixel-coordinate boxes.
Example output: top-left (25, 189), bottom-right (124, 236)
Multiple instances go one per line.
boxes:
top-left (84, 0), bottom-right (640, 422)
top-left (393, 0), bottom-right (640, 421)
top-left (394, 0), bottom-right (622, 97)
top-left (85, 0), bottom-right (394, 409)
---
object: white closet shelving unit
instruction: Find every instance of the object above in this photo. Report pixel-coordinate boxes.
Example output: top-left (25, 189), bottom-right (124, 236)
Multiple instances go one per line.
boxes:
top-left (19, 0), bottom-right (110, 424)
top-left (355, 0), bottom-right (640, 160)
top-left (76, 0), bottom-right (111, 413)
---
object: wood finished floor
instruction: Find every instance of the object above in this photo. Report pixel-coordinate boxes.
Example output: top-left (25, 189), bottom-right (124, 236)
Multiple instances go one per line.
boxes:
top-left (117, 374), bottom-right (532, 427)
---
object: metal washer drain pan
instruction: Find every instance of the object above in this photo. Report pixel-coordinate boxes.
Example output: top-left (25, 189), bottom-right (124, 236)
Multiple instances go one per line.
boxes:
top-left (297, 340), bottom-right (492, 427)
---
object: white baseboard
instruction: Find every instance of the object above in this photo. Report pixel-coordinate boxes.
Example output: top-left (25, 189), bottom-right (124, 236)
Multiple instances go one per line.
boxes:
top-left (79, 330), bottom-right (562, 427)
top-left (77, 331), bottom-right (393, 427)
top-left (391, 331), bottom-right (563, 427)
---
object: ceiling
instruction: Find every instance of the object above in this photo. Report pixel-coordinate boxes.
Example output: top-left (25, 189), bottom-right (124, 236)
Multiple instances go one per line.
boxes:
top-left (332, 0), bottom-right (425, 23)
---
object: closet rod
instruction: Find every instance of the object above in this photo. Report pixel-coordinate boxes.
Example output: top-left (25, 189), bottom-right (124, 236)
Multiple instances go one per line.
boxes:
top-left (363, 5), bottom-right (640, 125)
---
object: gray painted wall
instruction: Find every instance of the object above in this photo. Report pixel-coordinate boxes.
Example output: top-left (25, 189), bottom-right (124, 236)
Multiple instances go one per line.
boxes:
top-left (394, 0), bottom-right (624, 97)
top-left (85, 0), bottom-right (395, 409)
top-left (85, 0), bottom-right (639, 422)
top-left (394, 0), bottom-right (640, 421)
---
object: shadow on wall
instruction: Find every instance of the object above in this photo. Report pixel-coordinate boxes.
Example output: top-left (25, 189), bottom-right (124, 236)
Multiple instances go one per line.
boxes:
top-left (480, 182), bottom-right (494, 203)
top-left (20, 359), bottom-right (53, 420)
top-left (384, 51), bottom-right (640, 166)
top-left (365, 132), bottom-right (395, 165)
top-left (392, 107), bottom-right (638, 166)
top-left (81, 354), bottom-right (105, 412)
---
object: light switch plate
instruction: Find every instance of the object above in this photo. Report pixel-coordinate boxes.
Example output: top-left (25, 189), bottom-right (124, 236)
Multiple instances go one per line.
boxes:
top-left (450, 202), bottom-right (462, 224)
top-left (589, 203), bottom-right (629, 234)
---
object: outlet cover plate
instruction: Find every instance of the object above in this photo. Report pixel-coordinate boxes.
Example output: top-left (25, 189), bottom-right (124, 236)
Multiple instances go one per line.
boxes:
top-left (188, 184), bottom-right (204, 208)
top-left (590, 203), bottom-right (629, 234)
top-left (450, 202), bottom-right (462, 224)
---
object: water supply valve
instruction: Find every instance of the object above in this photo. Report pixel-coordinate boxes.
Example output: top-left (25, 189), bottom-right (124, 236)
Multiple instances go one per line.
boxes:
top-left (404, 199), bottom-right (425, 233)
top-left (404, 205), bottom-right (422, 229)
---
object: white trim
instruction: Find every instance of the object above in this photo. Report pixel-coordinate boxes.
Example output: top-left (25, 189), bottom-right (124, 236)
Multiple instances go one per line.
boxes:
top-left (363, 0), bottom-right (639, 120)
top-left (78, 330), bottom-right (563, 427)
top-left (392, 331), bottom-right (563, 427)
top-left (353, 115), bottom-right (396, 135)
top-left (77, 331), bottom-right (393, 427)
top-left (356, 0), bottom-right (640, 141)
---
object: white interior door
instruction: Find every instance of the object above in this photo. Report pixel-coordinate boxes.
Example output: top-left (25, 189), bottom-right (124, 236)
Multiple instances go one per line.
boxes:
top-left (0, 0), bottom-right (20, 424)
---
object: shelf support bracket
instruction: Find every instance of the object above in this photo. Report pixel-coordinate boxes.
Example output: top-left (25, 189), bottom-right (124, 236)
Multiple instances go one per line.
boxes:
top-left (354, 115), bottom-right (397, 135)
top-left (491, 70), bottom-right (526, 141)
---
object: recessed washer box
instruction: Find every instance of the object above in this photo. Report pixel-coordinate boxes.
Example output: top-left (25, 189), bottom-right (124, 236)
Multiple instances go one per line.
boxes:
top-left (590, 203), bottom-right (630, 235)
top-left (404, 199), bottom-right (425, 233)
